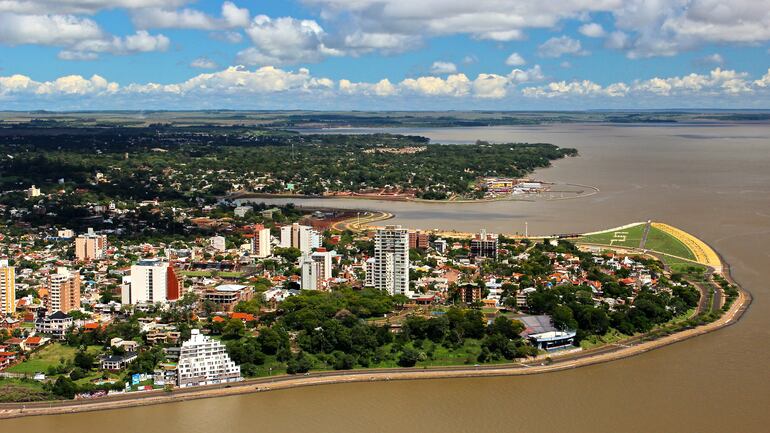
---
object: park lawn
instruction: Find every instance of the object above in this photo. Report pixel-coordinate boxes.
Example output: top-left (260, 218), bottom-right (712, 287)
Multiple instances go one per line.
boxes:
top-left (8, 344), bottom-right (103, 375)
top-left (578, 223), bottom-right (646, 249)
top-left (663, 255), bottom-right (707, 274)
top-left (578, 223), bottom-right (697, 261)
top-left (180, 270), bottom-right (213, 277)
top-left (644, 226), bottom-right (696, 260)
top-left (417, 339), bottom-right (484, 366)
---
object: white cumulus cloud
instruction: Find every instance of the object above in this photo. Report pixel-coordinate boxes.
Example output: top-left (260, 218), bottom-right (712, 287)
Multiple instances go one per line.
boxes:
top-left (430, 61), bottom-right (457, 75)
top-left (505, 52), bottom-right (526, 66)
top-left (237, 15), bottom-right (342, 66)
top-left (579, 22), bottom-right (606, 37)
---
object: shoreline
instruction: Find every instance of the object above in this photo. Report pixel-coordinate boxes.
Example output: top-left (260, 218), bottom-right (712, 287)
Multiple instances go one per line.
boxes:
top-left (0, 222), bottom-right (752, 420)
top-left (227, 182), bottom-right (599, 205)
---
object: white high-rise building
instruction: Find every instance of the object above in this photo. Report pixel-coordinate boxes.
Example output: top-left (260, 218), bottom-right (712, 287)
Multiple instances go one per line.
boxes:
top-left (373, 226), bottom-right (410, 296)
top-left (280, 223), bottom-right (321, 254)
top-left (122, 259), bottom-right (180, 305)
top-left (251, 225), bottom-right (272, 258)
top-left (300, 254), bottom-right (317, 291)
top-left (301, 249), bottom-right (334, 290)
top-left (177, 329), bottom-right (241, 388)
top-left (364, 258), bottom-right (376, 287)
top-left (0, 260), bottom-right (15, 315)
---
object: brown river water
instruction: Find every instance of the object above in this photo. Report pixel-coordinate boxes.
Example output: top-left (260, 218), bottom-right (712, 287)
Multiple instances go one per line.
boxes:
top-left (3, 123), bottom-right (770, 433)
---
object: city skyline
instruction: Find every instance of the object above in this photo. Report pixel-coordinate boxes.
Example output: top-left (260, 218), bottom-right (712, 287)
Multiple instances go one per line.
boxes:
top-left (1, 0), bottom-right (770, 110)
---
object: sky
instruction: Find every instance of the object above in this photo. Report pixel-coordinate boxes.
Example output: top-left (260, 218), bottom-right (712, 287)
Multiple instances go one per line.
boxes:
top-left (1, 0), bottom-right (770, 110)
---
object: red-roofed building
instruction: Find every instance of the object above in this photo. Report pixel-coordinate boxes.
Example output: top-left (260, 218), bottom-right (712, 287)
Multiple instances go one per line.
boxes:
top-left (24, 336), bottom-right (43, 349)
top-left (228, 312), bottom-right (256, 323)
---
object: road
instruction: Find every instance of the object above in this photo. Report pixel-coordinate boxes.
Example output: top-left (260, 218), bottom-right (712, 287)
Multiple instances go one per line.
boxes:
top-left (639, 220), bottom-right (651, 249)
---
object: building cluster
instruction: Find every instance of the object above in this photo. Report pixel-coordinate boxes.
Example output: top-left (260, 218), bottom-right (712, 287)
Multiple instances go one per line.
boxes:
top-left (483, 177), bottom-right (547, 197)
top-left (0, 195), bottom-right (672, 396)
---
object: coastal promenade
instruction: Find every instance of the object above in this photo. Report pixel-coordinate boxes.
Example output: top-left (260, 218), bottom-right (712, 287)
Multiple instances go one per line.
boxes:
top-left (0, 221), bottom-right (752, 420)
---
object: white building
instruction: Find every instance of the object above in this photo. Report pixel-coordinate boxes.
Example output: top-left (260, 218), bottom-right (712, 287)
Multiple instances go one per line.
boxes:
top-left (372, 226), bottom-right (410, 296)
top-left (210, 236), bottom-right (226, 252)
top-left (364, 258), bottom-right (376, 287)
top-left (251, 225), bottom-right (272, 258)
top-left (176, 329), bottom-right (241, 388)
top-left (27, 185), bottom-right (41, 198)
top-left (35, 311), bottom-right (73, 340)
top-left (234, 205), bottom-right (253, 218)
top-left (280, 223), bottom-right (321, 254)
top-left (300, 254), bottom-right (317, 290)
top-left (122, 259), bottom-right (181, 305)
top-left (300, 249), bottom-right (334, 291)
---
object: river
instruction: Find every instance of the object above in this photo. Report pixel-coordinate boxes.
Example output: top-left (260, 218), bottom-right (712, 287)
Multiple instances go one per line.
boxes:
top-left (4, 123), bottom-right (770, 432)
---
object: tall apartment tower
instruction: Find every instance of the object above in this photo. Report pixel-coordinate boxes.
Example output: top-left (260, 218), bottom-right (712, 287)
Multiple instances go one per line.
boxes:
top-left (280, 223), bottom-right (321, 254)
top-left (47, 267), bottom-right (81, 313)
top-left (471, 229), bottom-right (498, 259)
top-left (373, 225), bottom-right (410, 296)
top-left (408, 230), bottom-right (429, 250)
top-left (251, 224), bottom-right (272, 258)
top-left (0, 260), bottom-right (15, 315)
top-left (301, 249), bottom-right (334, 290)
top-left (122, 259), bottom-right (180, 305)
top-left (75, 228), bottom-right (107, 261)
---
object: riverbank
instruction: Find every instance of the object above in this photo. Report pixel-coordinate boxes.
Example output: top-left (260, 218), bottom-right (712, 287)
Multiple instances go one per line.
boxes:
top-left (228, 182), bottom-right (599, 205)
top-left (0, 222), bottom-right (752, 420)
top-left (0, 281), bottom-right (750, 420)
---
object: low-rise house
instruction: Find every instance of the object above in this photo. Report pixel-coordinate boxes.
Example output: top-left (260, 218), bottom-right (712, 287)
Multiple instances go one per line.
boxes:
top-left (35, 311), bottom-right (73, 340)
top-left (110, 337), bottom-right (139, 352)
top-left (146, 329), bottom-right (181, 345)
top-left (101, 352), bottom-right (138, 370)
top-left (203, 284), bottom-right (253, 312)
top-left (0, 317), bottom-right (20, 330)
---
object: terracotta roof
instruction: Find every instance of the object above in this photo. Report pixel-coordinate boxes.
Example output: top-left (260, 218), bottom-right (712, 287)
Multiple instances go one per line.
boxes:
top-left (229, 312), bottom-right (256, 322)
top-left (25, 336), bottom-right (42, 344)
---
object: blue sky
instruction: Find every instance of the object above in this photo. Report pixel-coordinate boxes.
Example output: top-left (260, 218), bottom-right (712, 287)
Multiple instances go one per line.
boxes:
top-left (1, 0), bottom-right (770, 110)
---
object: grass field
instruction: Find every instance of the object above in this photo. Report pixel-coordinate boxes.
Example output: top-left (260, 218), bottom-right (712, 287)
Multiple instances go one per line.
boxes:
top-left (663, 255), bottom-right (708, 273)
top-left (7, 344), bottom-right (102, 375)
top-left (0, 378), bottom-right (51, 402)
top-left (579, 223), bottom-right (646, 249)
top-left (578, 223), bottom-right (696, 261)
top-left (644, 227), bottom-right (695, 260)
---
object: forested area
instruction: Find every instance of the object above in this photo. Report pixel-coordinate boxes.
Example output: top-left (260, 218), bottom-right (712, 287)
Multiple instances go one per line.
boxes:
top-left (0, 126), bottom-right (576, 202)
